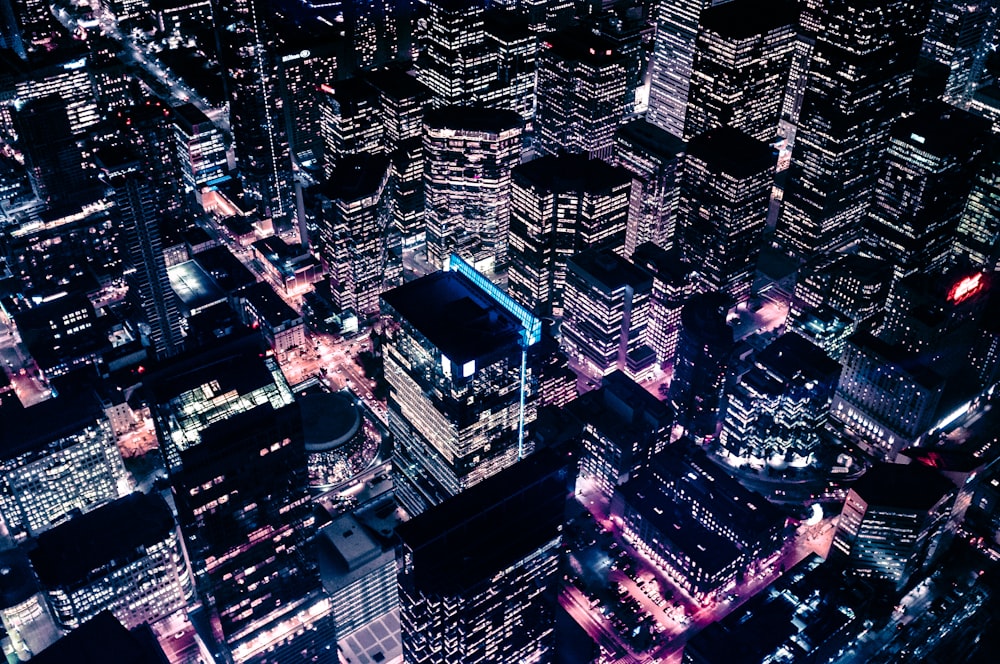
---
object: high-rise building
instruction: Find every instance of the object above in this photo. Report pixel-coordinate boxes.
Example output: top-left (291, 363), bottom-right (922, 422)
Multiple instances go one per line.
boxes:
top-left (149, 336), bottom-right (335, 663)
top-left (792, 253), bottom-right (893, 325)
top-left (172, 102), bottom-right (228, 208)
top-left (646, 0), bottom-right (717, 138)
top-left (631, 242), bottom-right (697, 366)
top-left (953, 136), bottom-right (1000, 270)
top-left (417, 0), bottom-right (496, 107)
top-left (423, 106), bottom-right (523, 274)
top-left (863, 102), bottom-right (989, 284)
top-left (720, 332), bottom-right (841, 466)
top-left (567, 371), bottom-right (672, 500)
top-left (309, 154), bottom-right (393, 318)
top-left (275, 35), bottom-right (338, 167)
top-left (13, 94), bottom-right (90, 207)
top-left (0, 0), bottom-right (58, 59)
top-left (397, 448), bottom-right (566, 664)
top-left (381, 256), bottom-right (542, 516)
top-left (508, 154), bottom-right (632, 317)
top-left (0, 550), bottom-right (60, 662)
top-left (613, 119), bottom-right (686, 256)
top-left (319, 77), bottom-right (383, 178)
top-left (775, 0), bottom-right (932, 257)
top-left (668, 292), bottom-right (735, 439)
top-left (484, 8), bottom-right (537, 121)
top-left (214, 0), bottom-right (296, 228)
top-left (832, 462), bottom-right (956, 589)
top-left (535, 25), bottom-right (631, 159)
top-left (677, 127), bottom-right (774, 302)
top-left (921, 0), bottom-right (996, 106)
top-left (684, 0), bottom-right (797, 142)
top-left (30, 492), bottom-right (193, 631)
top-left (831, 329), bottom-right (946, 460)
top-left (98, 148), bottom-right (184, 360)
top-left (562, 248), bottom-right (657, 381)
top-left (0, 389), bottom-right (129, 541)
top-left (613, 439), bottom-right (787, 601)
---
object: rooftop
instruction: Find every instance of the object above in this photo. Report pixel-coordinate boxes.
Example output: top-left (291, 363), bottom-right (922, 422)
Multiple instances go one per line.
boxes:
top-left (0, 387), bottom-right (104, 461)
top-left (513, 153), bottom-right (632, 193)
top-left (31, 493), bottom-right (176, 588)
top-left (850, 462), bottom-right (955, 511)
top-left (686, 126), bottom-right (776, 178)
top-left (32, 612), bottom-right (168, 664)
top-left (756, 332), bottom-right (841, 384)
top-left (381, 269), bottom-right (525, 366)
top-left (168, 260), bottom-right (226, 314)
top-left (424, 105), bottom-right (523, 135)
top-left (700, 0), bottom-right (798, 40)
top-left (318, 153), bottom-right (391, 203)
top-left (569, 248), bottom-right (653, 292)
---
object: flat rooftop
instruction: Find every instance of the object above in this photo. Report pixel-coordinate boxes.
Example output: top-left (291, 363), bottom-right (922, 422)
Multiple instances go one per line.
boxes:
top-left (381, 270), bottom-right (525, 366)
top-left (168, 260), bottom-right (225, 313)
top-left (0, 387), bottom-right (104, 461)
top-left (851, 462), bottom-right (954, 511)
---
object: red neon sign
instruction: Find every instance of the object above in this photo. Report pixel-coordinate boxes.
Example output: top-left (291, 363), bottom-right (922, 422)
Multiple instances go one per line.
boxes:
top-left (947, 272), bottom-right (984, 304)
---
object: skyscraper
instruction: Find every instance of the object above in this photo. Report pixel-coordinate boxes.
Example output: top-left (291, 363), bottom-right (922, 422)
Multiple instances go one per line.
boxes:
top-left (397, 448), bottom-right (566, 663)
top-left (319, 77), bottom-right (382, 178)
top-left (13, 94), bottom-right (91, 207)
top-left (684, 0), bottom-right (797, 142)
top-left (677, 126), bottom-right (774, 302)
top-left (507, 154), bottom-right (632, 317)
top-left (309, 154), bottom-right (394, 318)
top-left (417, 0), bottom-right (496, 107)
top-left (149, 337), bottom-right (335, 662)
top-left (631, 241), bottom-right (698, 366)
top-left (832, 462), bottom-right (956, 589)
top-left (775, 0), bottom-right (932, 257)
top-left (953, 136), bottom-right (1000, 270)
top-left (863, 101), bottom-right (989, 284)
top-left (423, 105), bottom-right (523, 274)
top-left (668, 292), bottom-right (735, 439)
top-left (535, 25), bottom-right (631, 159)
top-left (98, 148), bottom-right (184, 360)
top-left (646, 0), bottom-right (716, 138)
top-left (613, 119), bottom-right (686, 256)
top-left (561, 248), bottom-right (657, 381)
top-left (172, 102), bottom-right (229, 209)
top-left (381, 256), bottom-right (542, 516)
top-left (921, 0), bottom-right (996, 106)
top-left (214, 0), bottom-right (296, 228)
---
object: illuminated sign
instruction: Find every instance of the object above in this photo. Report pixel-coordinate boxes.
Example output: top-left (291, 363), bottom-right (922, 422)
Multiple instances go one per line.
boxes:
top-left (947, 272), bottom-right (984, 305)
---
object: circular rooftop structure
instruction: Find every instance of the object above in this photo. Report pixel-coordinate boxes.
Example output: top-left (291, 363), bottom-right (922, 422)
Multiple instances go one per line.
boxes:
top-left (299, 392), bottom-right (378, 488)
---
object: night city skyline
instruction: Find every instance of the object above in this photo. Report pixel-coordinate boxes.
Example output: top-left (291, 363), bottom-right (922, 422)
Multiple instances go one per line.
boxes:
top-left (0, 0), bottom-right (999, 662)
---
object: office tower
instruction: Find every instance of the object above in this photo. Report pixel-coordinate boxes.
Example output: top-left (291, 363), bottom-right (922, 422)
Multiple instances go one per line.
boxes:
top-left (562, 248), bottom-right (657, 381)
top-left (232, 281), bottom-right (309, 354)
top-left (397, 448), bottom-right (566, 664)
top-left (275, 37), bottom-right (338, 166)
top-left (214, 0), bottom-right (295, 228)
top-left (150, 338), bottom-right (335, 662)
top-left (484, 8), bottom-right (537, 121)
top-left (423, 106), bottom-right (523, 274)
top-left (0, 0), bottom-right (58, 58)
top-left (684, 0), bottom-right (797, 142)
top-left (172, 102), bottom-right (228, 207)
top-left (381, 256), bottom-right (542, 516)
top-left (832, 462), bottom-right (955, 589)
top-left (775, 0), bottom-right (932, 257)
top-left (613, 119), bottom-right (686, 256)
top-left (0, 390), bottom-right (128, 541)
top-left (832, 329), bottom-right (946, 460)
top-left (30, 493), bottom-right (192, 631)
top-left (310, 154), bottom-right (393, 318)
top-left (646, 0), bottom-right (716, 138)
top-left (677, 127), bottom-right (774, 302)
top-left (32, 612), bottom-right (171, 664)
top-left (785, 304), bottom-right (854, 360)
top-left (341, 0), bottom-right (413, 72)
top-left (13, 94), bottom-right (90, 206)
top-left (535, 25), bottom-right (630, 159)
top-left (792, 253), bottom-right (893, 325)
top-left (631, 242), bottom-right (697, 366)
top-left (668, 292), bottom-right (735, 439)
top-left (568, 371), bottom-right (672, 500)
top-left (1, 42), bottom-right (101, 134)
top-left (98, 149), bottom-right (184, 360)
top-left (613, 439), bottom-right (787, 601)
top-left (720, 332), bottom-right (841, 466)
top-left (0, 550), bottom-right (60, 661)
top-left (319, 78), bottom-right (383, 178)
top-left (365, 68), bottom-right (432, 247)
top-left (864, 102), bottom-right (989, 284)
top-left (321, 509), bottom-right (399, 645)
top-left (954, 137), bottom-right (1000, 270)
top-left (922, 0), bottom-right (995, 106)
top-left (417, 0), bottom-right (496, 107)
top-left (508, 154), bottom-right (632, 317)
